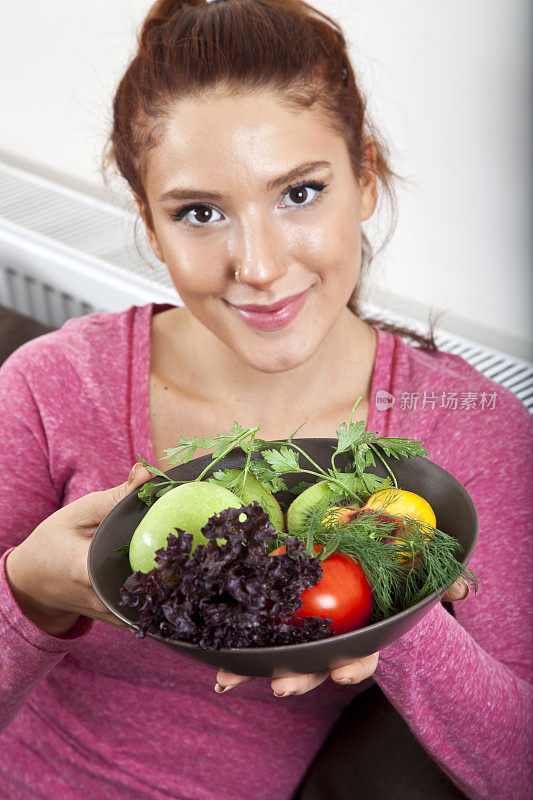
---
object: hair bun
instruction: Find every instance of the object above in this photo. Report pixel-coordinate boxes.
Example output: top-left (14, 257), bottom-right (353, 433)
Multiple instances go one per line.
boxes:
top-left (140, 0), bottom-right (203, 46)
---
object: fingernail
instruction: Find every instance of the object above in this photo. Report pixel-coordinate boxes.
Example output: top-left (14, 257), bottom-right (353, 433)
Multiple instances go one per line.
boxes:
top-left (128, 463), bottom-right (140, 485)
top-left (214, 682), bottom-right (233, 693)
top-left (333, 676), bottom-right (352, 684)
top-left (273, 691), bottom-right (295, 698)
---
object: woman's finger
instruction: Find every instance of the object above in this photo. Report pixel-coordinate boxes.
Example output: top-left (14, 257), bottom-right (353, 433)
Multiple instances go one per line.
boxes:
top-left (271, 670), bottom-right (330, 697)
top-left (125, 462), bottom-right (154, 493)
top-left (214, 670), bottom-right (256, 693)
top-left (330, 652), bottom-right (380, 685)
top-left (442, 578), bottom-right (470, 602)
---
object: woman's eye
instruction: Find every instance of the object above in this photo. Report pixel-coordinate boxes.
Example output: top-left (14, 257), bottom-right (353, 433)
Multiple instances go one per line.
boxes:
top-left (170, 205), bottom-right (223, 226)
top-left (281, 180), bottom-right (328, 208)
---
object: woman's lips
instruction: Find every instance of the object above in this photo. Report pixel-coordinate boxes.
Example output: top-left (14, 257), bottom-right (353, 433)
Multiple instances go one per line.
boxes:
top-left (229, 289), bottom-right (310, 331)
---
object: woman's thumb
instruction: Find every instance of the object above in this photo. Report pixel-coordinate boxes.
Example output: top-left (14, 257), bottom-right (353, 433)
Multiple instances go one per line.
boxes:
top-left (114, 462), bottom-right (154, 503)
top-left (126, 462), bottom-right (153, 490)
top-left (70, 463), bottom-right (154, 529)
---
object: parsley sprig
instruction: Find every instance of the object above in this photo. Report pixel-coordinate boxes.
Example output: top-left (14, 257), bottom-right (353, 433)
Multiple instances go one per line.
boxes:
top-left (135, 399), bottom-right (426, 507)
top-left (135, 422), bottom-right (260, 505)
top-left (237, 398), bottom-right (427, 504)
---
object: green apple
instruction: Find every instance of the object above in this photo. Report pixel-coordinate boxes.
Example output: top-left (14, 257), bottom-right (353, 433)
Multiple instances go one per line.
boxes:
top-left (129, 481), bottom-right (243, 573)
top-left (210, 469), bottom-right (284, 532)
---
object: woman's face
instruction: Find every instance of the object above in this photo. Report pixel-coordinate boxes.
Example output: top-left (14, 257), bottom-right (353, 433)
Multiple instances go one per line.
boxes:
top-left (142, 87), bottom-right (377, 373)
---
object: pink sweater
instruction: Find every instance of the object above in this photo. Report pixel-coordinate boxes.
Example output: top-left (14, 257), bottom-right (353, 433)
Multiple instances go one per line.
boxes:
top-left (0, 302), bottom-right (531, 800)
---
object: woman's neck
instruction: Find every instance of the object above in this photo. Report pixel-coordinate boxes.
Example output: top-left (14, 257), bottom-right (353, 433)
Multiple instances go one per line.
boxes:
top-left (151, 306), bottom-right (377, 425)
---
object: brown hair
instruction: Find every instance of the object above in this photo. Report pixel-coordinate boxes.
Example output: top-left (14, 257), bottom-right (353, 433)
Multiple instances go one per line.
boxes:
top-left (104, 0), bottom-right (438, 350)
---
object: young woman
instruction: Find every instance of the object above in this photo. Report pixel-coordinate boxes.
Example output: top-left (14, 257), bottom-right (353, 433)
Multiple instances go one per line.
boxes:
top-left (0, 1), bottom-right (531, 798)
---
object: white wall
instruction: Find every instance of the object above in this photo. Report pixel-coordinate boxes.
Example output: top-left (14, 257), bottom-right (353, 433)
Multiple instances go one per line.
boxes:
top-left (1, 0), bottom-right (531, 358)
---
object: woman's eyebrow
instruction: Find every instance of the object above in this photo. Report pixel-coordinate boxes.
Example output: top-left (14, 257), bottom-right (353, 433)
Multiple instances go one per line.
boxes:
top-left (158, 160), bottom-right (332, 203)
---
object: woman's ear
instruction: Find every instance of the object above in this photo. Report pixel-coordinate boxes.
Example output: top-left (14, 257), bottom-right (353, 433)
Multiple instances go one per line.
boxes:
top-left (359, 141), bottom-right (378, 221)
top-left (133, 193), bottom-right (165, 263)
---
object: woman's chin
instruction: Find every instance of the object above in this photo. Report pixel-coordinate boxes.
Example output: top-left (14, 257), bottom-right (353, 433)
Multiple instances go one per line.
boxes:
top-left (235, 338), bottom-right (317, 374)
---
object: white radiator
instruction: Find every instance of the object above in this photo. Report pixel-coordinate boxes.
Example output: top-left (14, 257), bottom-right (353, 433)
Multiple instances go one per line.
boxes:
top-left (1, 160), bottom-right (532, 411)
top-left (0, 161), bottom-right (180, 322)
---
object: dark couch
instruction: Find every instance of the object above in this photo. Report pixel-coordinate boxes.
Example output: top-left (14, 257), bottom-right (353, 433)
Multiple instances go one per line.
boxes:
top-left (0, 303), bottom-right (53, 363)
top-left (0, 303), bottom-right (467, 800)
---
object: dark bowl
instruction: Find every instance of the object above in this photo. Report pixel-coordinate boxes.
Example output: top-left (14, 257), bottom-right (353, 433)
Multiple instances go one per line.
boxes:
top-left (88, 439), bottom-right (478, 678)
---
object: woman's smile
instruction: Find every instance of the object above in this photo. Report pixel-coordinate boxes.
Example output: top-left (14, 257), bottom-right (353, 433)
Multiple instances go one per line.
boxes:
top-left (226, 287), bottom-right (312, 331)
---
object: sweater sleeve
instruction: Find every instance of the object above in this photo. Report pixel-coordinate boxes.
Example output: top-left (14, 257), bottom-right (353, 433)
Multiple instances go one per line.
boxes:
top-left (372, 390), bottom-right (533, 800)
top-left (0, 345), bottom-right (93, 733)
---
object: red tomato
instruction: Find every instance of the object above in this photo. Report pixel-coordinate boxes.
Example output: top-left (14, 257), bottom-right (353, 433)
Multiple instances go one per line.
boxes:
top-left (269, 543), bottom-right (373, 635)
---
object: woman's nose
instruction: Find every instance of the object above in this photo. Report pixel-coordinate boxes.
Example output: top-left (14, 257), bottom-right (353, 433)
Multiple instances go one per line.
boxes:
top-left (231, 216), bottom-right (288, 288)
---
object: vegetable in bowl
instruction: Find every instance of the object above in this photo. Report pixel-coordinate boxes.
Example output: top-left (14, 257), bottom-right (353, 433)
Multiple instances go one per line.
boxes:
top-left (116, 400), bottom-right (479, 651)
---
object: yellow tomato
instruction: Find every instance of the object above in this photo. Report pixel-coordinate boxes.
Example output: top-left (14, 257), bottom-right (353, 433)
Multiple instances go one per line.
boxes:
top-left (362, 489), bottom-right (436, 528)
top-left (362, 489), bottom-right (436, 565)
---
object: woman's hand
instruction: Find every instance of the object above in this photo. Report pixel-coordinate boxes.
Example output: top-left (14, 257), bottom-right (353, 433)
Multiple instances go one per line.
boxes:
top-left (214, 576), bottom-right (471, 696)
top-left (5, 463), bottom-right (153, 637)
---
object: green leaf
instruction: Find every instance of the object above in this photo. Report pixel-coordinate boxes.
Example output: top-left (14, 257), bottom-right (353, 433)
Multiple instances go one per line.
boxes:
top-left (247, 459), bottom-right (288, 493)
top-left (203, 422), bottom-right (258, 459)
top-left (155, 484), bottom-right (176, 498)
top-left (286, 422), bottom-right (307, 442)
top-left (248, 457), bottom-right (277, 483)
top-left (334, 419), bottom-right (366, 454)
top-left (160, 422), bottom-right (250, 466)
top-left (240, 437), bottom-right (273, 454)
top-left (261, 446), bottom-right (300, 474)
top-left (160, 437), bottom-right (201, 466)
top-left (135, 454), bottom-right (170, 479)
top-left (325, 470), bottom-right (356, 496)
top-left (210, 439), bottom-right (240, 459)
top-left (199, 421), bottom-right (246, 452)
top-left (318, 529), bottom-right (342, 561)
top-left (288, 480), bottom-right (315, 496)
top-left (360, 473), bottom-right (392, 497)
top-left (352, 443), bottom-right (372, 475)
top-left (305, 512), bottom-right (318, 557)
top-left (115, 543), bottom-right (130, 553)
top-left (136, 479), bottom-right (178, 506)
top-left (137, 482), bottom-right (160, 506)
top-left (229, 420), bottom-right (246, 437)
top-left (364, 448), bottom-right (376, 468)
top-left (371, 437), bottom-right (428, 459)
top-left (208, 469), bottom-right (242, 492)
top-left (265, 476), bottom-right (289, 493)
top-left (240, 440), bottom-right (261, 454)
